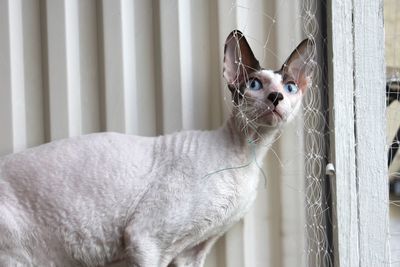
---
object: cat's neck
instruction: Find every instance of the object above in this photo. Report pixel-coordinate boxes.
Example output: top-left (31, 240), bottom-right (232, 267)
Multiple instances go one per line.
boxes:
top-left (222, 115), bottom-right (280, 161)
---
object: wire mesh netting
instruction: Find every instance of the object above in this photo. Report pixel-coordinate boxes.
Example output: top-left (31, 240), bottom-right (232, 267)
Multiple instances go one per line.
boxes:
top-left (221, 1), bottom-right (331, 266)
top-left (385, 0), bottom-right (400, 265)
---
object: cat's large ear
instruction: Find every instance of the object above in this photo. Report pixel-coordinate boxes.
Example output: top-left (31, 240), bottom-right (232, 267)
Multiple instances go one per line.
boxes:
top-left (281, 39), bottom-right (315, 93)
top-left (223, 30), bottom-right (260, 89)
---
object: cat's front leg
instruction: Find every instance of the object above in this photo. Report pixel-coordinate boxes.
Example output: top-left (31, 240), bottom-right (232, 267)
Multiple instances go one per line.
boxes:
top-left (168, 235), bottom-right (220, 267)
top-left (123, 224), bottom-right (161, 267)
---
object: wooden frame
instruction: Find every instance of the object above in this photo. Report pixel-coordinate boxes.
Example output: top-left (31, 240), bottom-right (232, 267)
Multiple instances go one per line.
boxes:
top-left (328, 0), bottom-right (390, 266)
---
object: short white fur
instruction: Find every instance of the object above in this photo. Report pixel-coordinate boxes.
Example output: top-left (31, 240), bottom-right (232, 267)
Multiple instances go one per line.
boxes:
top-left (0, 30), bottom-right (314, 267)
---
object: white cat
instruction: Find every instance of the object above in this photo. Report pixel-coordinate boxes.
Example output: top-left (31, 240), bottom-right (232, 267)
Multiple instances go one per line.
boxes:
top-left (0, 30), bottom-right (314, 267)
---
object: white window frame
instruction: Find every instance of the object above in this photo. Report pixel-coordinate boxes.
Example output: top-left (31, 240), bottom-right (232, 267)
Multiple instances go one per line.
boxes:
top-left (328, 0), bottom-right (390, 266)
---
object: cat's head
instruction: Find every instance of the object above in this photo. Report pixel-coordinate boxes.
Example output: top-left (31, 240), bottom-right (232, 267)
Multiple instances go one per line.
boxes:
top-left (223, 30), bottom-right (315, 136)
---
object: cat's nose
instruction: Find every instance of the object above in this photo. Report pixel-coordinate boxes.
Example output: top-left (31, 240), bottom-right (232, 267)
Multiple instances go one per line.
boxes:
top-left (267, 92), bottom-right (284, 107)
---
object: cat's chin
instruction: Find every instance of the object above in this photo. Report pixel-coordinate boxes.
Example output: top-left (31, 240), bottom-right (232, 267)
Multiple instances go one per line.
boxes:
top-left (261, 111), bottom-right (285, 127)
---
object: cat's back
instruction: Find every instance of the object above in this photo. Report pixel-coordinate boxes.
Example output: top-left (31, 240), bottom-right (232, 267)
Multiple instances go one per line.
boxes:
top-left (1, 131), bottom-right (154, 174)
top-left (0, 132), bottom-right (162, 204)
top-left (1, 131), bottom-right (159, 203)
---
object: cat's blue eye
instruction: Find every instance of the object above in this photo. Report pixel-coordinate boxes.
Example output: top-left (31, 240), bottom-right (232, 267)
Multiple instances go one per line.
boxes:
top-left (284, 83), bottom-right (299, 94)
top-left (247, 79), bottom-right (263, 91)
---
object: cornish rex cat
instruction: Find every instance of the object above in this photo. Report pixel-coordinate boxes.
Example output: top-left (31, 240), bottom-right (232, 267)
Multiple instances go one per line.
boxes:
top-left (0, 30), bottom-right (314, 267)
